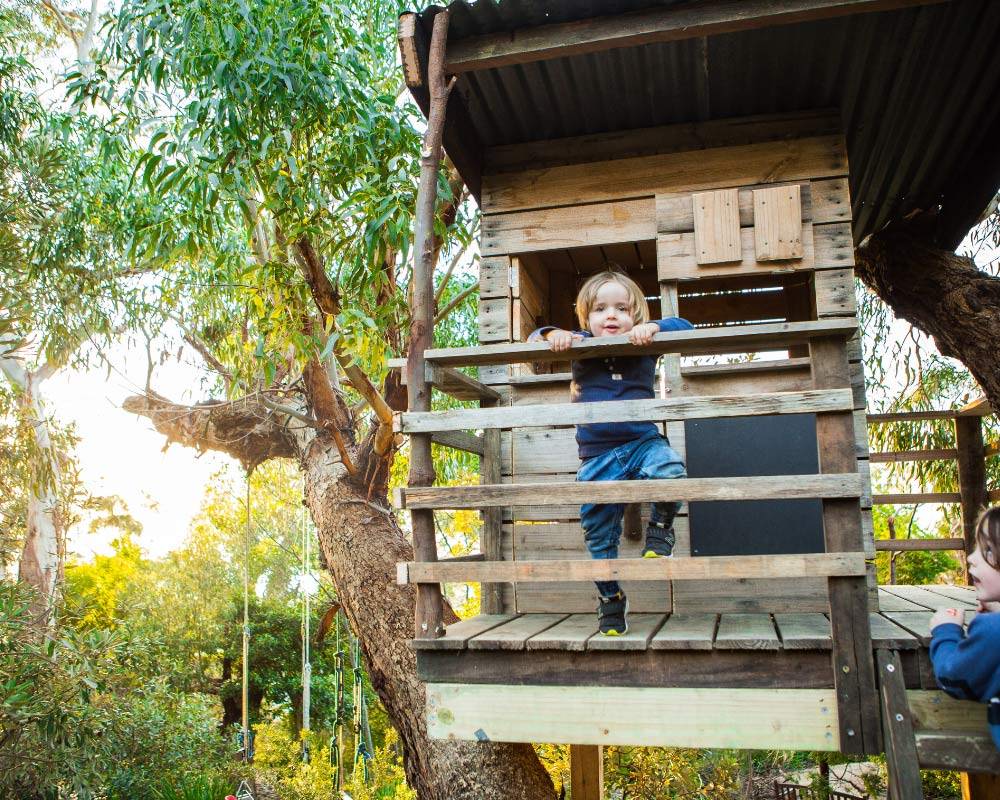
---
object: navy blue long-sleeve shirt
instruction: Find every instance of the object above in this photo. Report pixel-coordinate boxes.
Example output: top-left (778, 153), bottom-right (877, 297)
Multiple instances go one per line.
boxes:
top-left (529, 318), bottom-right (694, 459)
top-left (929, 612), bottom-right (1000, 750)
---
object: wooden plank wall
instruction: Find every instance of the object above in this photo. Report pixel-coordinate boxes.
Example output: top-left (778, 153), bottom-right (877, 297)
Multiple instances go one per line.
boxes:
top-left (476, 115), bottom-right (875, 615)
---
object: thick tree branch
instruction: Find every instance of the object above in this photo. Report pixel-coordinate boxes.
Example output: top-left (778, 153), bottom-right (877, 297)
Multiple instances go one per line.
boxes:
top-left (857, 213), bottom-right (1000, 412)
top-left (121, 393), bottom-right (297, 470)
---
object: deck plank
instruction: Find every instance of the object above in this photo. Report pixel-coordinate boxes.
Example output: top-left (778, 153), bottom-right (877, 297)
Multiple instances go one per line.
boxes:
top-left (876, 588), bottom-right (926, 612)
top-left (714, 613), bottom-right (781, 650)
top-left (468, 614), bottom-right (566, 650)
top-left (410, 614), bottom-right (518, 650)
top-left (587, 613), bottom-right (666, 651)
top-left (868, 613), bottom-right (920, 650)
top-left (526, 614), bottom-right (598, 651)
top-left (649, 613), bottom-right (718, 650)
top-left (774, 613), bottom-right (831, 649)
top-left (877, 611), bottom-right (981, 647)
top-left (884, 584), bottom-right (978, 611)
top-left (918, 584), bottom-right (979, 605)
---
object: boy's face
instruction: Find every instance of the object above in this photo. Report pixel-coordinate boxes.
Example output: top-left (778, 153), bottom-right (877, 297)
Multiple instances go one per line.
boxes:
top-left (588, 281), bottom-right (635, 337)
top-left (968, 544), bottom-right (1000, 605)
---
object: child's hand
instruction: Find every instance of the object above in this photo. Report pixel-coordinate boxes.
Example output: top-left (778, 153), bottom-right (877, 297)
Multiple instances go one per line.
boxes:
top-left (628, 322), bottom-right (660, 346)
top-left (545, 329), bottom-right (583, 353)
top-left (929, 607), bottom-right (964, 631)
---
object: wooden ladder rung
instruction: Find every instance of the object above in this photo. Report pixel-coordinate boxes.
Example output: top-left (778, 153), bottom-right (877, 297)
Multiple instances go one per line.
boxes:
top-left (393, 473), bottom-right (865, 510)
top-left (395, 388), bottom-right (854, 433)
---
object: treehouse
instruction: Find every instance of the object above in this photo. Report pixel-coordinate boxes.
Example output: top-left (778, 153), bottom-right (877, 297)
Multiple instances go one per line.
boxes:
top-left (393, 1), bottom-right (1000, 796)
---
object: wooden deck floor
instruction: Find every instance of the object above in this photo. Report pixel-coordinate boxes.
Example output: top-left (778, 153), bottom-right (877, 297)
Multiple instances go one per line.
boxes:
top-left (414, 584), bottom-right (978, 690)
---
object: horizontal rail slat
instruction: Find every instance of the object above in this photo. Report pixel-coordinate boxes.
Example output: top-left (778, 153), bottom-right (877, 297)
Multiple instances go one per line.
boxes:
top-left (872, 492), bottom-right (962, 505)
top-left (870, 448), bottom-right (958, 464)
top-left (419, 320), bottom-right (856, 368)
top-left (874, 537), bottom-right (966, 552)
top-left (397, 389), bottom-right (854, 433)
top-left (394, 473), bottom-right (864, 510)
top-left (398, 552), bottom-right (866, 585)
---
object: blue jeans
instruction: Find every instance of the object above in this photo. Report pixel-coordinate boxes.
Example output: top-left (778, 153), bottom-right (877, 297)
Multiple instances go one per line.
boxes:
top-left (577, 433), bottom-right (686, 598)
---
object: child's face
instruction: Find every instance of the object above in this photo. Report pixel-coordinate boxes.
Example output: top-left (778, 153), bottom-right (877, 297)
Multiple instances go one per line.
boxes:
top-left (587, 281), bottom-right (635, 337)
top-left (968, 544), bottom-right (1000, 605)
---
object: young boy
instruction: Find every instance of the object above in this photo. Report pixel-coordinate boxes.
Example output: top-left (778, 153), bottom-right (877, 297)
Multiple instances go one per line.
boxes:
top-left (530, 269), bottom-right (693, 636)
top-left (928, 507), bottom-right (1000, 751)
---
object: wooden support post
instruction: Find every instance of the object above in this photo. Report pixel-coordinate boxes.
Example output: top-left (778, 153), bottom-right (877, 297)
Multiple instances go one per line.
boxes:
top-left (480, 422), bottom-right (504, 613)
top-left (570, 744), bottom-right (604, 800)
top-left (955, 415), bottom-right (987, 562)
top-left (811, 336), bottom-right (880, 754)
top-left (877, 650), bottom-right (924, 800)
top-left (407, 9), bottom-right (454, 640)
top-left (962, 773), bottom-right (1000, 800)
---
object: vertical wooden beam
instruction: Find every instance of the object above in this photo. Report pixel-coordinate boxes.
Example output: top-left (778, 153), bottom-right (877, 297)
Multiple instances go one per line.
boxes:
top-left (955, 415), bottom-right (987, 561)
top-left (877, 650), bottom-right (924, 800)
top-left (811, 336), bottom-right (880, 755)
top-left (962, 773), bottom-right (1000, 800)
top-left (480, 422), bottom-right (504, 613)
top-left (407, 10), bottom-right (454, 640)
top-left (570, 744), bottom-right (604, 800)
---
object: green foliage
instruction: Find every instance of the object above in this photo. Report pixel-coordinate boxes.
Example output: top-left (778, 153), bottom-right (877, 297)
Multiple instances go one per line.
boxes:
top-left (0, 579), bottom-right (229, 800)
top-left (153, 773), bottom-right (233, 800)
top-left (872, 505), bottom-right (961, 585)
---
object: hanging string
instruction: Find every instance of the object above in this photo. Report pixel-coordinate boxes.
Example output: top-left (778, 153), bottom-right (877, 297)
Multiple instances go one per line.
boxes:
top-left (241, 477), bottom-right (252, 763)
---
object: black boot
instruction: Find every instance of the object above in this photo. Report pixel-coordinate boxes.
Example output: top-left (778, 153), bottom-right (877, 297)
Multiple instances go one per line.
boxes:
top-left (598, 591), bottom-right (629, 636)
top-left (643, 520), bottom-right (675, 558)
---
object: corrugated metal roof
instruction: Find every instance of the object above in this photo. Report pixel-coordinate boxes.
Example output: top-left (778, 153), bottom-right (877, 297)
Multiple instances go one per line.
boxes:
top-left (411, 1), bottom-right (1000, 247)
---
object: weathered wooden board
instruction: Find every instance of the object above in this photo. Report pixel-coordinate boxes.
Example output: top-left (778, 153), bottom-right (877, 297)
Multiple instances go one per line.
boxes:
top-left (426, 684), bottom-right (840, 750)
top-left (479, 297), bottom-right (511, 342)
top-left (815, 268), bottom-right (858, 319)
top-left (908, 690), bottom-right (991, 734)
top-left (754, 184), bottom-right (805, 261)
top-left (649, 613), bottom-right (718, 650)
top-left (512, 580), bottom-right (671, 614)
top-left (657, 180), bottom-right (851, 231)
top-left (680, 287), bottom-right (791, 326)
top-left (482, 198), bottom-right (655, 255)
top-left (868, 612), bottom-right (920, 650)
top-left (774, 613), bottom-right (832, 649)
top-left (396, 473), bottom-right (865, 510)
top-left (920, 584), bottom-right (978, 605)
top-left (481, 135), bottom-right (847, 214)
top-left (524, 614), bottom-right (598, 651)
top-left (430, 319), bottom-right (858, 367)
top-left (876, 589), bottom-right (927, 612)
top-left (409, 614), bottom-right (517, 651)
top-left (467, 613), bottom-right (567, 650)
top-left (397, 389), bottom-right (855, 433)
top-left (479, 255), bottom-right (510, 299)
top-left (715, 613), bottom-right (781, 650)
top-left (658, 223), bottom-right (853, 282)
top-left (399, 552), bottom-right (867, 585)
top-left (693, 189), bottom-right (741, 264)
top-left (883, 584), bottom-right (979, 611)
top-left (587, 613), bottom-right (666, 651)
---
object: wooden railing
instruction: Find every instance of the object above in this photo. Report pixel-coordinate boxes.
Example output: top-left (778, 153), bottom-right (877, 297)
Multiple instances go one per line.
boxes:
top-left (866, 400), bottom-right (996, 556)
top-left (394, 320), bottom-right (881, 752)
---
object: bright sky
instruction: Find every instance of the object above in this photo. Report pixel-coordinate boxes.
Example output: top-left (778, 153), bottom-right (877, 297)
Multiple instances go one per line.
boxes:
top-left (48, 339), bottom-right (234, 560)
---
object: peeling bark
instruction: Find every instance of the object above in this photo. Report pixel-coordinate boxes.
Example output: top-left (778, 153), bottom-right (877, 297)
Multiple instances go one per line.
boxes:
top-left (856, 214), bottom-right (1000, 411)
top-left (122, 393), bottom-right (556, 799)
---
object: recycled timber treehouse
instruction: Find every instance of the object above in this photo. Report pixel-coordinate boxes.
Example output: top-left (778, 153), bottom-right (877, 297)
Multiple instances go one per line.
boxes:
top-left (396, 1), bottom-right (1000, 796)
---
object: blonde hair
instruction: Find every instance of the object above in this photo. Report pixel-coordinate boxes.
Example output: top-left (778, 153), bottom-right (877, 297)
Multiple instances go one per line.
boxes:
top-left (575, 269), bottom-right (650, 330)
top-left (976, 507), bottom-right (1000, 567)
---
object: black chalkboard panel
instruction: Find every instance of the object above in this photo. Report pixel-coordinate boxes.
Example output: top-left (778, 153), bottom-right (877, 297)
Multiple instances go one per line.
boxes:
top-left (683, 414), bottom-right (825, 556)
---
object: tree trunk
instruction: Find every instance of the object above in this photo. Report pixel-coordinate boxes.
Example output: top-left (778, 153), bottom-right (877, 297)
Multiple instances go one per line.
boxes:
top-left (856, 214), bottom-right (1000, 411)
top-left (122, 394), bottom-right (556, 799)
top-left (0, 358), bottom-right (62, 625)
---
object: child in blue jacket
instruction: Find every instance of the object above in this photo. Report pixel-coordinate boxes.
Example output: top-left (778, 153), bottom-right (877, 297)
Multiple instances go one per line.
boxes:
top-left (929, 506), bottom-right (1000, 751)
top-left (530, 269), bottom-right (693, 636)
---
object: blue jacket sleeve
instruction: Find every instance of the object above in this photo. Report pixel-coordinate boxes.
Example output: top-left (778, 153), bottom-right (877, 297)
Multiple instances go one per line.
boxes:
top-left (655, 317), bottom-right (694, 332)
top-left (930, 616), bottom-right (1000, 702)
